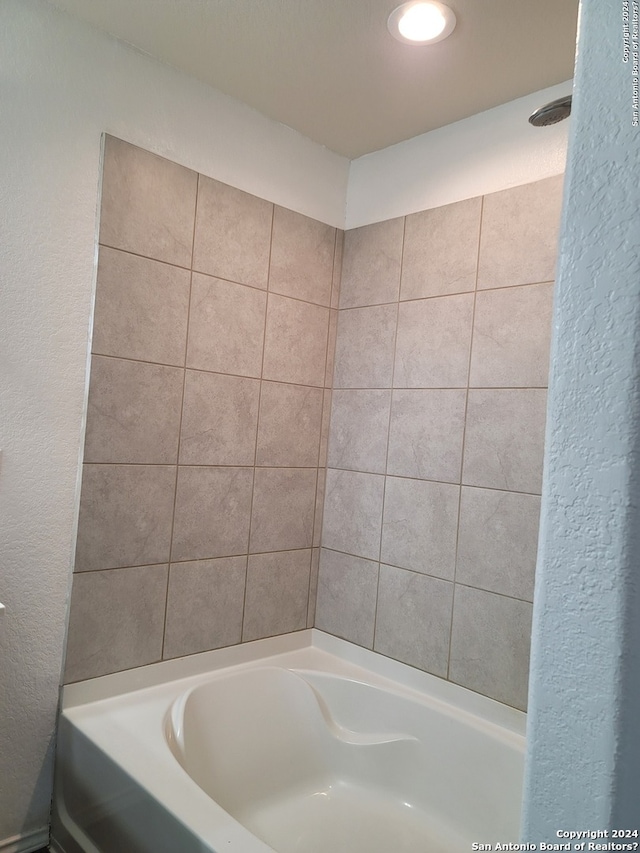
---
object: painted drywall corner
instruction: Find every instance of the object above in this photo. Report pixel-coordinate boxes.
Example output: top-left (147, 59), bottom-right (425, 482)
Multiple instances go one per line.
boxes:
top-left (346, 80), bottom-right (572, 228)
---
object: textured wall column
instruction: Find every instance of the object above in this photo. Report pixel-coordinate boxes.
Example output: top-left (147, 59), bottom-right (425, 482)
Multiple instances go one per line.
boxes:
top-left (522, 0), bottom-right (640, 835)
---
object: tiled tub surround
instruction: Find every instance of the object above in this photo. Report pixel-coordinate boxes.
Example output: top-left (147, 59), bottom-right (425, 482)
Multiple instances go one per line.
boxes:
top-left (65, 136), bottom-right (341, 682)
top-left (317, 175), bottom-right (563, 712)
top-left (66, 140), bottom-right (562, 715)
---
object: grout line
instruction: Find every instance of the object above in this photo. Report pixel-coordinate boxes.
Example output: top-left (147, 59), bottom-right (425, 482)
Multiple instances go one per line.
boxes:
top-left (98, 241), bottom-right (339, 310)
top-left (314, 390), bottom-right (331, 523)
top-left (82, 461), bottom-right (326, 472)
top-left (322, 464), bottom-right (542, 497)
top-left (318, 546), bottom-right (534, 605)
top-left (78, 462), bottom-right (543, 498)
top-left (75, 550), bottom-right (533, 606)
top-left (335, 277), bottom-right (556, 312)
top-left (311, 392), bottom-right (330, 548)
top-left (306, 548), bottom-right (314, 629)
top-left (446, 584), bottom-right (457, 681)
top-left (309, 228), bottom-right (343, 618)
top-left (64, 635), bottom-right (245, 684)
top-left (90, 354), bottom-right (329, 389)
top-left (331, 382), bottom-right (549, 391)
top-left (160, 174), bottom-right (201, 660)
top-left (304, 546), bottom-right (314, 630)
top-left (88, 348), bottom-right (550, 393)
top-left (321, 546), bottom-right (450, 583)
top-left (74, 545), bottom-right (317, 575)
top-left (313, 231), bottom-right (339, 529)
top-left (89, 352), bottom-right (186, 372)
top-left (261, 285), bottom-right (333, 310)
top-left (317, 388), bottom-right (329, 471)
top-left (327, 228), bottom-right (340, 390)
top-left (454, 580), bottom-right (535, 605)
top-left (192, 269), bottom-right (267, 295)
top-left (243, 204), bottom-right (276, 637)
top-left (98, 242), bottom-right (193, 272)
top-left (447, 194), bottom-right (485, 679)
top-left (371, 216), bottom-right (406, 649)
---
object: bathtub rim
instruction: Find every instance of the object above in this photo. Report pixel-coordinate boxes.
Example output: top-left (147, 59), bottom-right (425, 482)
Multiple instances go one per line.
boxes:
top-left (54, 630), bottom-right (526, 853)
top-left (61, 628), bottom-right (525, 737)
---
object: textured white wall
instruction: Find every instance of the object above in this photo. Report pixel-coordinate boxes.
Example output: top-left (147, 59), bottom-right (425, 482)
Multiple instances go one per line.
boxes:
top-left (522, 0), bottom-right (640, 834)
top-left (346, 81), bottom-right (571, 229)
top-left (0, 0), bottom-right (579, 846)
top-left (0, 1), bottom-right (347, 845)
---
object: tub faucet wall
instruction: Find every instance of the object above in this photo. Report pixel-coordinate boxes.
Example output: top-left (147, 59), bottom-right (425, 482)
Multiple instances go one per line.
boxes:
top-left (317, 175), bottom-right (564, 711)
top-left (64, 135), bottom-right (341, 682)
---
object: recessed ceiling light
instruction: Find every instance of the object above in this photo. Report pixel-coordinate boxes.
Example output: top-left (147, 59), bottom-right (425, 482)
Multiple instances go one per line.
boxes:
top-left (387, 1), bottom-right (456, 45)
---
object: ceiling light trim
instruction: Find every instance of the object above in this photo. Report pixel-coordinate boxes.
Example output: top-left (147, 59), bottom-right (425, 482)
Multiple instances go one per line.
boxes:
top-left (387, 1), bottom-right (457, 45)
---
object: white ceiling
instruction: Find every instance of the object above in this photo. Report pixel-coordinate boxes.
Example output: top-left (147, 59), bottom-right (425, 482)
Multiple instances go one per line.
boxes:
top-left (47, 0), bottom-right (579, 158)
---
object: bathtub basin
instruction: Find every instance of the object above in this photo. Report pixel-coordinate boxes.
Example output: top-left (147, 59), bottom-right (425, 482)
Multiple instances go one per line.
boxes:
top-left (52, 630), bottom-right (525, 853)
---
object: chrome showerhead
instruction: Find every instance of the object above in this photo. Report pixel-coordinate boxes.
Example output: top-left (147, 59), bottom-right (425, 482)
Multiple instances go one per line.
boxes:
top-left (528, 95), bottom-right (572, 127)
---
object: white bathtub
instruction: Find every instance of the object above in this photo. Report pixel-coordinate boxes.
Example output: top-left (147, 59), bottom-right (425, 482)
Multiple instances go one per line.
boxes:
top-left (52, 630), bottom-right (525, 853)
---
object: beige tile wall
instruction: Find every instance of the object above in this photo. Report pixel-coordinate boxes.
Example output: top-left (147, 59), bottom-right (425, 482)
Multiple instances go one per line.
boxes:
top-left (317, 174), bottom-right (564, 711)
top-left (65, 135), bottom-right (563, 713)
top-left (64, 136), bottom-right (340, 682)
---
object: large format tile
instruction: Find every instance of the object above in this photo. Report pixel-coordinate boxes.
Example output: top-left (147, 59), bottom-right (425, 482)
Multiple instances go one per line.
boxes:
top-left (322, 469), bottom-right (385, 560)
top-left (193, 175), bottom-right (273, 288)
top-left (163, 557), bottom-right (246, 658)
top-left (469, 283), bottom-right (553, 387)
top-left (100, 136), bottom-right (197, 267)
top-left (456, 487), bottom-right (540, 601)
top-left (394, 294), bottom-right (473, 388)
top-left (64, 564), bottom-right (168, 682)
top-left (381, 477), bottom-right (459, 579)
top-left (92, 247), bottom-right (190, 365)
top-left (462, 389), bottom-right (547, 493)
top-left (84, 356), bottom-right (183, 464)
top-left (243, 549), bottom-right (311, 641)
top-left (449, 586), bottom-right (533, 710)
top-left (386, 389), bottom-right (466, 482)
top-left (477, 175), bottom-right (564, 290)
top-left (333, 304), bottom-right (397, 389)
top-left (249, 468), bottom-right (317, 553)
top-left (262, 294), bottom-right (329, 387)
top-left (340, 218), bottom-right (404, 308)
top-left (256, 381), bottom-right (323, 467)
top-left (374, 565), bottom-right (454, 677)
top-left (315, 549), bottom-right (379, 648)
top-left (75, 465), bottom-right (176, 571)
top-left (186, 274), bottom-right (267, 377)
top-left (171, 466), bottom-right (253, 561)
top-left (401, 197), bottom-right (482, 300)
top-left (327, 389), bottom-right (391, 474)
top-left (269, 207), bottom-right (335, 306)
top-left (179, 371), bottom-right (260, 466)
